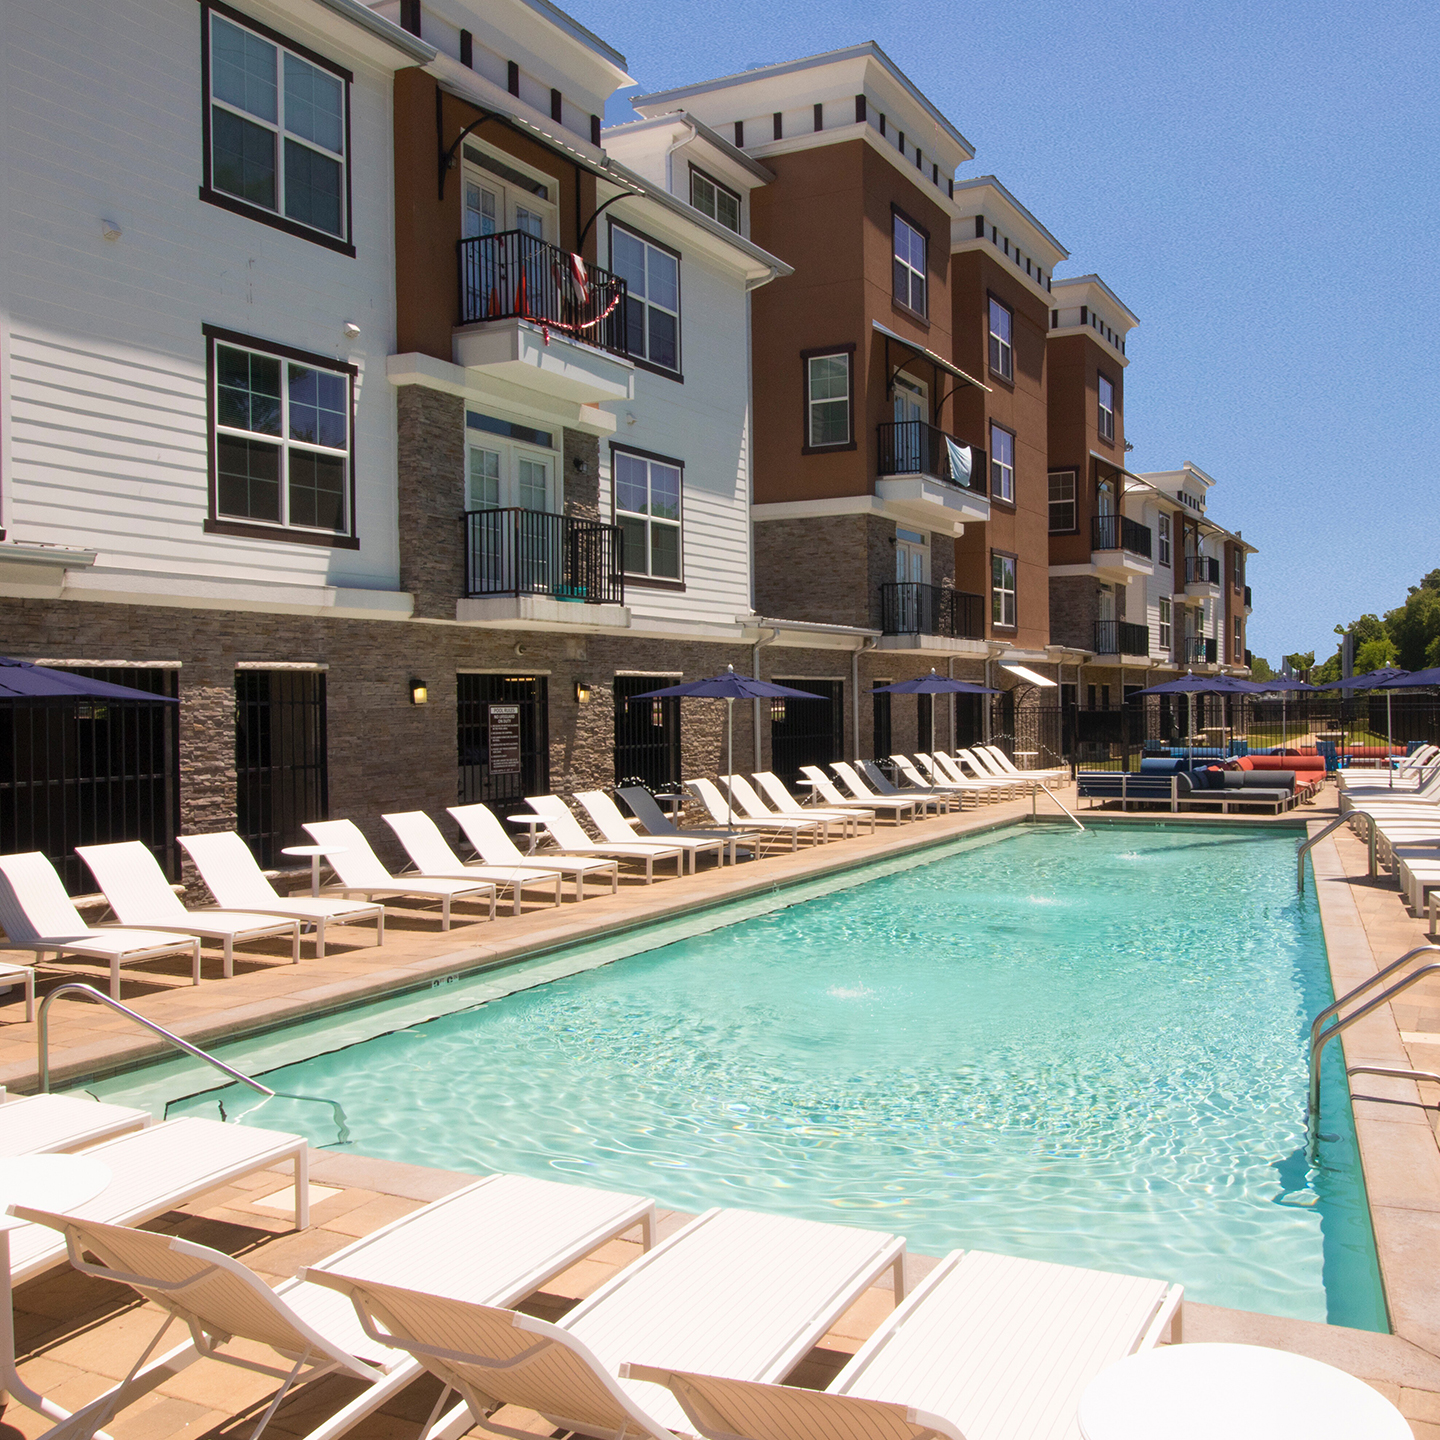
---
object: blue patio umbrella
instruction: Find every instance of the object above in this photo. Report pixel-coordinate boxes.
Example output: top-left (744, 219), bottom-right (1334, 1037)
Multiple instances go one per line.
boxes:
top-left (1130, 671), bottom-right (1254, 762)
top-left (0, 656), bottom-right (177, 702)
top-left (1319, 668), bottom-right (1412, 782)
top-left (630, 665), bottom-right (822, 788)
top-left (870, 669), bottom-right (998, 695)
top-left (1374, 666), bottom-right (1440, 689)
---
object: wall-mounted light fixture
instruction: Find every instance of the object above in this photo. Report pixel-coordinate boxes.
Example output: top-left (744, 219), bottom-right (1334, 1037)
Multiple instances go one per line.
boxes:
top-left (409, 679), bottom-right (428, 705)
top-left (572, 456), bottom-right (589, 474)
top-left (343, 321), bottom-right (361, 338)
top-left (575, 680), bottom-right (592, 704)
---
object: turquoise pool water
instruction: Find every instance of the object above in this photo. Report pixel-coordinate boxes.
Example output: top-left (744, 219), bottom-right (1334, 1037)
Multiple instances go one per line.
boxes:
top-left (158, 824), bottom-right (1382, 1328)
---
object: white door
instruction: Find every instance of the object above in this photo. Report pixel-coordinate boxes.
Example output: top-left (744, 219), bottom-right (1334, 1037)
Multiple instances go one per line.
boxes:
top-left (893, 375), bottom-right (928, 472)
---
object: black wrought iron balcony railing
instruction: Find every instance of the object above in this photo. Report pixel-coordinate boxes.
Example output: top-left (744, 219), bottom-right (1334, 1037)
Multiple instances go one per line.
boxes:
top-left (463, 508), bottom-right (624, 604)
top-left (1184, 554), bottom-right (1221, 586)
top-left (1091, 514), bottom-right (1152, 558)
top-left (1244, 585), bottom-right (1253, 609)
top-left (876, 423), bottom-right (987, 494)
top-left (1245, 648), bottom-right (1253, 667)
top-left (1094, 620), bottom-right (1150, 656)
top-left (457, 231), bottom-right (630, 355)
top-left (1178, 636), bottom-right (1216, 665)
top-left (880, 583), bottom-right (985, 640)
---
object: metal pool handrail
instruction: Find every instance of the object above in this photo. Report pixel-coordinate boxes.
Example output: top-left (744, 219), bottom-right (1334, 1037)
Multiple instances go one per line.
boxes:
top-left (1297, 811), bottom-right (1375, 892)
top-left (1032, 782), bottom-right (1085, 832)
top-left (36, 983), bottom-right (350, 1144)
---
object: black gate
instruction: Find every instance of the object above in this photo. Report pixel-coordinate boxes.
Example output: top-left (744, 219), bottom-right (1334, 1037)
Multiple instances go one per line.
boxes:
top-left (613, 676), bottom-right (681, 789)
top-left (457, 673), bottom-right (550, 817)
top-left (0, 670), bottom-right (180, 895)
top-left (235, 670), bottom-right (328, 867)
top-left (770, 679), bottom-right (844, 787)
top-left (872, 688), bottom-right (892, 760)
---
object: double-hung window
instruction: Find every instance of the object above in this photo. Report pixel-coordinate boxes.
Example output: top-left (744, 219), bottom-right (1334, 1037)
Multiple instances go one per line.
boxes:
top-left (1234, 616), bottom-right (1243, 662)
top-left (1158, 597), bottom-right (1172, 652)
top-left (203, 5), bottom-right (351, 251)
top-left (988, 296), bottom-right (1013, 380)
top-left (990, 423), bottom-right (1015, 504)
top-left (991, 552), bottom-right (1017, 629)
top-left (1158, 514), bottom-right (1171, 566)
top-left (689, 167), bottom-right (741, 232)
top-left (1048, 470), bottom-right (1076, 532)
top-left (613, 447), bottom-right (682, 582)
top-left (206, 327), bottom-right (355, 544)
top-left (611, 222), bottom-right (681, 375)
top-left (1097, 372), bottom-right (1116, 443)
top-left (892, 213), bottom-right (927, 316)
top-left (805, 351), bottom-right (851, 447)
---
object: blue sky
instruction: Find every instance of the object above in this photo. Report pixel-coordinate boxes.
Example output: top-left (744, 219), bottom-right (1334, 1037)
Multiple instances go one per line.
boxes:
top-left (575, 0), bottom-right (1439, 666)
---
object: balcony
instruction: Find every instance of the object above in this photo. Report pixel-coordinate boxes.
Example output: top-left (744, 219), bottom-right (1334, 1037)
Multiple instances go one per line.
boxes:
top-left (1244, 585), bottom-right (1253, 611)
top-left (1093, 619), bottom-right (1150, 657)
top-left (1085, 512), bottom-right (1154, 582)
top-left (1179, 636), bottom-right (1218, 666)
top-left (879, 583), bottom-right (985, 651)
top-left (874, 422), bottom-right (990, 528)
top-left (1183, 554), bottom-right (1222, 596)
top-left (453, 232), bottom-right (634, 405)
top-left (456, 508), bottom-right (629, 630)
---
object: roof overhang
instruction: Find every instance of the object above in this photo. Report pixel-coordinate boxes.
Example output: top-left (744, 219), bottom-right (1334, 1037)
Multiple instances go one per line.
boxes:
top-left (874, 321), bottom-right (989, 392)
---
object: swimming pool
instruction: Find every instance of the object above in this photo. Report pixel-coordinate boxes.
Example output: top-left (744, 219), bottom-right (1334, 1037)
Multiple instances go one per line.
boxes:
top-left (89, 823), bottom-right (1385, 1329)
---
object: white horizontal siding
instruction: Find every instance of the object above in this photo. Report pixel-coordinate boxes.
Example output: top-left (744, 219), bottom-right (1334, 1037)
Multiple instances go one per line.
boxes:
top-left (0, 0), bottom-right (401, 593)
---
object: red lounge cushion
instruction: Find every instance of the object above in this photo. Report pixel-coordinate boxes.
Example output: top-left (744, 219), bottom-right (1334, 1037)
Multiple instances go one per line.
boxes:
top-left (1237, 756), bottom-right (1255, 770)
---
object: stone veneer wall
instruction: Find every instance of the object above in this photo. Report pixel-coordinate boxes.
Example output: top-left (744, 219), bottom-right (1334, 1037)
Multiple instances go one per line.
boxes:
top-left (753, 515), bottom-right (874, 628)
top-left (1048, 575), bottom-right (1100, 653)
top-left (562, 428), bottom-right (601, 521)
top-left (396, 386), bottom-right (466, 620)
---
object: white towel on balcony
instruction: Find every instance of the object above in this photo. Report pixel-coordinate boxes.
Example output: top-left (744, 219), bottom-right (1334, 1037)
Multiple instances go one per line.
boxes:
top-left (945, 437), bottom-right (973, 487)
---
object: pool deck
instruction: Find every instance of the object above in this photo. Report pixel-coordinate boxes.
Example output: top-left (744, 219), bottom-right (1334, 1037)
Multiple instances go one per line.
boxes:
top-left (6, 785), bottom-right (1440, 1437)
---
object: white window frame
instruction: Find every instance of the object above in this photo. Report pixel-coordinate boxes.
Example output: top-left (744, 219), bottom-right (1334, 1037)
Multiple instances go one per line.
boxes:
top-left (806, 351), bottom-right (852, 447)
top-left (461, 141), bottom-right (559, 242)
top-left (1048, 470), bottom-right (1076, 532)
top-left (1158, 597), bottom-right (1172, 652)
top-left (689, 165), bottom-right (741, 233)
top-left (991, 551), bottom-right (1017, 629)
top-left (1234, 616), bottom-right (1243, 662)
top-left (610, 220), bottom-right (682, 376)
top-left (988, 296), bottom-right (1013, 380)
top-left (206, 327), bottom-right (355, 544)
top-left (612, 447), bottom-right (684, 583)
top-left (203, 3), bottom-right (351, 250)
top-left (1158, 514), bottom-right (1171, 566)
top-left (464, 432), bottom-right (558, 514)
top-left (1098, 372), bottom-right (1116, 442)
top-left (892, 212), bottom-right (928, 316)
top-left (990, 422), bottom-right (1015, 503)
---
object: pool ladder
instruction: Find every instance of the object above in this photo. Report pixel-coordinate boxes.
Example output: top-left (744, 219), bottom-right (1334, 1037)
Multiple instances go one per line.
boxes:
top-left (1306, 945), bottom-right (1440, 1156)
top-left (1296, 811), bottom-right (1376, 893)
top-left (36, 982), bottom-right (350, 1145)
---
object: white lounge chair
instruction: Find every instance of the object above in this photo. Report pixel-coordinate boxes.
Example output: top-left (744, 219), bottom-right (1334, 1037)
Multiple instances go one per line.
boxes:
top-left (449, 803), bottom-right (620, 900)
top-left (838, 761), bottom-right (949, 816)
top-left (573, 791), bottom-right (725, 875)
top-left (686, 777), bottom-right (815, 851)
top-left (0, 851), bottom-right (202, 1000)
top-left (0, 1093), bottom-right (149, 1156)
top-left (799, 766), bottom-right (917, 824)
top-left (306, 1206), bottom-right (906, 1440)
top-left (978, 744), bottom-right (1067, 784)
top-left (1, 1116), bottom-right (309, 1427)
top-left (0, 961), bottom-right (35, 1021)
top-left (178, 832), bottom-right (385, 960)
top-left (527, 795), bottom-right (685, 881)
top-left (22, 1171), bottom-right (655, 1440)
top-left (304, 818), bottom-right (498, 927)
top-left (615, 786), bottom-right (760, 864)
top-left (931, 750), bottom-right (1023, 795)
top-left (753, 771), bottom-right (877, 835)
top-left (640, 1250), bottom-right (1181, 1440)
top-left (383, 810), bottom-right (563, 914)
top-left (895, 754), bottom-right (988, 804)
top-left (723, 775), bottom-right (836, 840)
top-left (78, 840), bottom-right (303, 973)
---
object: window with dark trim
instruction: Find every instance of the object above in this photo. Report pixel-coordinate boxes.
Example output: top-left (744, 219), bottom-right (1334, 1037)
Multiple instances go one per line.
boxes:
top-left (200, 1), bottom-right (353, 254)
top-left (892, 211), bottom-right (927, 316)
top-left (988, 295), bottom-right (1013, 380)
top-left (1098, 371), bottom-right (1116, 443)
top-left (609, 220), bottom-right (681, 377)
top-left (612, 444), bottom-right (683, 583)
top-left (689, 165), bottom-right (741, 233)
top-left (1158, 597), bottom-right (1172, 652)
top-left (204, 325), bottom-right (358, 547)
top-left (990, 422), bottom-right (1015, 504)
top-left (805, 350), bottom-right (851, 447)
top-left (1158, 514), bottom-right (1171, 566)
top-left (991, 551), bottom-right (1017, 629)
top-left (1048, 470), bottom-right (1076, 532)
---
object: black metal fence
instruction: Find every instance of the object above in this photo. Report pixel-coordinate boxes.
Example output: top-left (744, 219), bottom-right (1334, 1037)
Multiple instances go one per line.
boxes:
top-left (464, 508), bottom-right (624, 604)
top-left (614, 677), bottom-right (681, 791)
top-left (876, 422), bottom-right (987, 493)
top-left (0, 672), bottom-right (180, 895)
top-left (457, 673), bottom-right (549, 819)
top-left (458, 230), bottom-right (629, 353)
top-left (1091, 514), bottom-right (1152, 558)
top-left (1184, 555), bottom-right (1221, 585)
top-left (880, 582), bottom-right (985, 639)
top-left (235, 670), bottom-right (328, 868)
top-left (1093, 620), bottom-right (1150, 656)
top-left (770, 679), bottom-right (844, 787)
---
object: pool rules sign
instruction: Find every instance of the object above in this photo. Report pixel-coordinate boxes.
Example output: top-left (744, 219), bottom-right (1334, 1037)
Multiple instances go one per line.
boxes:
top-left (488, 704), bottom-right (522, 775)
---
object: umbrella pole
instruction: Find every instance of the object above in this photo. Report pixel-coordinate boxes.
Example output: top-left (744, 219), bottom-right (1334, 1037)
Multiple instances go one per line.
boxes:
top-left (726, 696), bottom-right (735, 832)
top-left (1387, 690), bottom-right (1394, 788)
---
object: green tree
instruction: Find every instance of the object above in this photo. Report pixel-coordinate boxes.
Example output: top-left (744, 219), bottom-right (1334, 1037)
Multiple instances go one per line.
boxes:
top-left (1354, 635), bottom-right (1398, 672)
top-left (1386, 586), bottom-right (1440, 671)
top-left (1249, 655), bottom-right (1275, 681)
top-left (1312, 652), bottom-right (1342, 684)
top-left (1284, 650), bottom-right (1315, 672)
